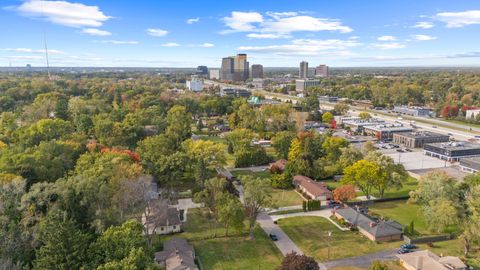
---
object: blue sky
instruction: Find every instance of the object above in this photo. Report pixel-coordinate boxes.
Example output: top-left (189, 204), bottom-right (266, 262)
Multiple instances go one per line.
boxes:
top-left (1, 0), bottom-right (480, 67)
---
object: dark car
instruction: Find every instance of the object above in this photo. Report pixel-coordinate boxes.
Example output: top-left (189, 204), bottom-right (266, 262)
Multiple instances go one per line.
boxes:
top-left (405, 148), bottom-right (413, 152)
top-left (269, 233), bottom-right (278, 241)
top-left (397, 248), bottom-right (414, 254)
top-left (400, 244), bottom-right (418, 250)
top-left (396, 149), bottom-right (405, 152)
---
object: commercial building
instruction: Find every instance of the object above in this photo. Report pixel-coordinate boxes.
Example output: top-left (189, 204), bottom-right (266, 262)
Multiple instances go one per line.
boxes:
top-left (392, 131), bottom-right (450, 148)
top-left (424, 141), bottom-right (480, 162)
top-left (363, 124), bottom-right (413, 141)
top-left (318, 96), bottom-right (338, 103)
top-left (220, 57), bottom-right (234, 81)
top-left (251, 78), bottom-right (264, 89)
top-left (342, 118), bottom-right (385, 132)
top-left (295, 79), bottom-right (319, 91)
top-left (251, 64), bottom-right (264, 78)
top-left (334, 207), bottom-right (403, 242)
top-left (186, 75), bottom-right (203, 91)
top-left (459, 157), bottom-right (480, 173)
top-left (220, 87), bottom-right (251, 98)
top-left (293, 175), bottom-right (332, 201)
top-left (396, 250), bottom-right (467, 270)
top-left (315, 64), bottom-right (329, 77)
top-left (299, 61), bottom-right (309, 78)
top-left (466, 109), bottom-right (480, 120)
top-left (195, 65), bottom-right (208, 76)
top-left (393, 105), bottom-right (433, 117)
top-left (209, 69), bottom-right (220, 80)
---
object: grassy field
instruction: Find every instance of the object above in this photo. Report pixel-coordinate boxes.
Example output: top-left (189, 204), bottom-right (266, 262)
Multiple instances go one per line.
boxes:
top-left (369, 200), bottom-right (429, 235)
top-left (329, 261), bottom-right (404, 270)
top-left (277, 216), bottom-right (400, 262)
top-left (155, 208), bottom-right (283, 270)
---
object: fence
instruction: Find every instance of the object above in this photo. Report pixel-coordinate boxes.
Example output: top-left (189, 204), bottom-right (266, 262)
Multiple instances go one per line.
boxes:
top-left (403, 234), bottom-right (453, 244)
top-left (346, 196), bottom-right (410, 206)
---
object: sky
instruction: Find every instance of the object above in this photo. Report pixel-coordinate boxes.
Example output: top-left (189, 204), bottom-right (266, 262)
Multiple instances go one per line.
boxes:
top-left (1, 0), bottom-right (480, 67)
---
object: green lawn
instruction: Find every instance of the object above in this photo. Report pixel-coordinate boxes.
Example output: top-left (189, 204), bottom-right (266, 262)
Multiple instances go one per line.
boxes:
top-left (232, 170), bottom-right (271, 180)
top-left (330, 261), bottom-right (404, 270)
top-left (154, 208), bottom-right (283, 270)
top-left (369, 200), bottom-right (429, 235)
top-left (271, 189), bottom-right (304, 207)
top-left (277, 216), bottom-right (400, 262)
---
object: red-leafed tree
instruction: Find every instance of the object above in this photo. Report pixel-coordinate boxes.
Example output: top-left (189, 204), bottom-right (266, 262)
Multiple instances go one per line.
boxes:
top-left (441, 105), bottom-right (459, 119)
top-left (333, 185), bottom-right (357, 202)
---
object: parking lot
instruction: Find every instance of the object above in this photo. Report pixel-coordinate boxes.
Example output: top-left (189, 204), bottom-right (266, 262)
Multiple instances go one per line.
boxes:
top-left (375, 144), bottom-right (453, 171)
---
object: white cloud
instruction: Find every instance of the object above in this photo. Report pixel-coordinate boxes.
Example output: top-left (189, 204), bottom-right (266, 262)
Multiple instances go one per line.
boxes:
top-left (371, 42), bottom-right (406, 50)
top-left (412, 34), bottom-right (437, 41)
top-left (247, 33), bottom-right (289, 39)
top-left (81, 28), bottom-right (111, 36)
top-left (222, 11), bottom-right (263, 33)
top-left (201, 43), bottom-right (214, 48)
top-left (0, 48), bottom-right (64, 54)
top-left (98, 40), bottom-right (138, 45)
top-left (413, 21), bottom-right (434, 29)
top-left (146, 28), bottom-right (168, 37)
top-left (377, 35), bottom-right (396, 41)
top-left (186, 17), bottom-right (200, 24)
top-left (222, 11), bottom-right (352, 36)
top-left (238, 38), bottom-right (360, 56)
top-left (436, 10), bottom-right (480, 28)
top-left (161, 42), bottom-right (181, 47)
top-left (15, 0), bottom-right (110, 28)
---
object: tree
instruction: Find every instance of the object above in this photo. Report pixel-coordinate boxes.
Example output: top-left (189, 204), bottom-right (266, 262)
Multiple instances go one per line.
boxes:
top-left (409, 171), bottom-right (459, 205)
top-left (342, 160), bottom-right (381, 199)
top-left (278, 252), bottom-right (319, 270)
top-left (243, 176), bottom-right (272, 239)
top-left (272, 131), bottom-right (296, 159)
top-left (359, 112), bottom-right (371, 119)
top-left (271, 173), bottom-right (292, 189)
top-left (424, 198), bottom-right (459, 233)
top-left (96, 247), bottom-right (153, 270)
top-left (183, 139), bottom-right (226, 182)
top-left (369, 260), bottom-right (389, 270)
top-left (338, 145), bottom-right (364, 171)
top-left (216, 193), bottom-right (245, 236)
top-left (365, 151), bottom-right (408, 198)
top-left (322, 112), bottom-right (334, 123)
top-left (33, 212), bottom-right (92, 270)
top-left (322, 136), bottom-right (348, 162)
top-left (333, 103), bottom-right (349, 115)
top-left (333, 185), bottom-right (356, 202)
top-left (166, 105), bottom-right (192, 147)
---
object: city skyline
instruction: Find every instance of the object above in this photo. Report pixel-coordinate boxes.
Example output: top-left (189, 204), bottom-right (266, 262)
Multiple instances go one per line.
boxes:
top-left (1, 0), bottom-right (480, 67)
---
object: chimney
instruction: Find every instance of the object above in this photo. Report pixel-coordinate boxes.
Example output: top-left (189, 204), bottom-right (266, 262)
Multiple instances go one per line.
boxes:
top-left (369, 222), bottom-right (377, 228)
top-left (175, 248), bottom-right (179, 254)
top-left (415, 256), bottom-right (423, 270)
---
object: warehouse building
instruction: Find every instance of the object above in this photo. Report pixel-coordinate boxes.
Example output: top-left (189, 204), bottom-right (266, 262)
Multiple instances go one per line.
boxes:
top-left (363, 124), bottom-right (413, 141)
top-left (459, 157), bottom-right (480, 173)
top-left (392, 131), bottom-right (450, 148)
top-left (424, 141), bottom-right (480, 162)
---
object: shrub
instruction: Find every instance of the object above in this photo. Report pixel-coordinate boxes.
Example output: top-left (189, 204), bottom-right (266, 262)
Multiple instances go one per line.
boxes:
top-left (271, 173), bottom-right (292, 189)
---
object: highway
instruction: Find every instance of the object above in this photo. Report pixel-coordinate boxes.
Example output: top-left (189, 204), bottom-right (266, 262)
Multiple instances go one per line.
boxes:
top-left (205, 79), bottom-right (479, 141)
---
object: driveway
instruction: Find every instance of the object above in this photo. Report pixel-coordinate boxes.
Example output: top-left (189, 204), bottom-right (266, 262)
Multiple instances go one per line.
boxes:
top-left (324, 249), bottom-right (398, 269)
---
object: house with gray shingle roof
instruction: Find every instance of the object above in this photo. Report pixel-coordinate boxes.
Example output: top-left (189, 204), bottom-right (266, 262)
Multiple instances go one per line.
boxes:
top-left (334, 206), bottom-right (403, 242)
top-left (154, 237), bottom-right (198, 270)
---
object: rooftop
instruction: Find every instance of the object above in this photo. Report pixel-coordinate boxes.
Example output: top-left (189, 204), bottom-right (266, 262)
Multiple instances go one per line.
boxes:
top-left (335, 207), bottom-right (402, 238)
top-left (394, 131), bottom-right (449, 139)
top-left (426, 141), bottom-right (480, 151)
top-left (293, 175), bottom-right (332, 197)
top-left (396, 250), bottom-right (466, 270)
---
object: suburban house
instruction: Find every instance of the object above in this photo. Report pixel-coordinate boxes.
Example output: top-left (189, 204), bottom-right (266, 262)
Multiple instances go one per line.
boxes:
top-left (154, 237), bottom-right (198, 270)
top-left (293, 175), bottom-right (333, 201)
top-left (396, 250), bottom-right (467, 270)
top-left (142, 199), bottom-right (182, 235)
top-left (269, 159), bottom-right (287, 172)
top-left (334, 207), bottom-right (403, 242)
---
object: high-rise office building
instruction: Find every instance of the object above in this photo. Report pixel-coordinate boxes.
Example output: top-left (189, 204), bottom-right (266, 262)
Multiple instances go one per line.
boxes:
top-left (296, 79), bottom-right (320, 92)
top-left (196, 65), bottom-right (208, 76)
top-left (209, 69), bottom-right (220, 80)
top-left (220, 57), bottom-right (234, 81)
top-left (221, 54), bottom-right (249, 82)
top-left (315, 65), bottom-right (329, 77)
top-left (251, 64), bottom-right (263, 78)
top-left (299, 61), bottom-right (308, 79)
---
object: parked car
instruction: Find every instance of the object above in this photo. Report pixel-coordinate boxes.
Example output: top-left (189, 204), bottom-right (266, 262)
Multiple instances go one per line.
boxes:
top-left (405, 148), bottom-right (413, 152)
top-left (432, 125), bottom-right (437, 128)
top-left (447, 133), bottom-right (453, 136)
top-left (396, 149), bottom-right (405, 153)
top-left (400, 244), bottom-right (418, 250)
top-left (269, 233), bottom-right (278, 241)
top-left (397, 248), bottom-right (414, 254)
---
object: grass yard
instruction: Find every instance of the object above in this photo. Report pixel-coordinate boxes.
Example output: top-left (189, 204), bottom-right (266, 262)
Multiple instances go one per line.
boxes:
top-left (329, 261), bottom-right (404, 270)
top-left (154, 208), bottom-right (283, 270)
top-left (271, 188), bottom-right (304, 207)
top-left (369, 200), bottom-right (429, 235)
top-left (277, 216), bottom-right (400, 262)
top-left (232, 170), bottom-right (271, 180)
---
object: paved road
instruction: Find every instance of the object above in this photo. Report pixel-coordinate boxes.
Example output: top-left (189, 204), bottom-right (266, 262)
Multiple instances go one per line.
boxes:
top-left (323, 249), bottom-right (398, 269)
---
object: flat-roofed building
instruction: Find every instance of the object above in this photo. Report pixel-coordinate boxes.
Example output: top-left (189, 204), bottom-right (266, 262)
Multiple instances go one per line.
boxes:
top-left (393, 105), bottom-right (433, 117)
top-left (342, 118), bottom-right (385, 133)
top-left (424, 141), bottom-right (480, 162)
top-left (295, 79), bottom-right (319, 92)
top-left (220, 57), bottom-right (234, 81)
top-left (460, 157), bottom-right (480, 173)
top-left (363, 124), bottom-right (413, 141)
top-left (466, 109), bottom-right (480, 120)
top-left (392, 131), bottom-right (450, 148)
top-left (299, 61), bottom-right (308, 78)
top-left (315, 64), bottom-right (329, 77)
top-left (209, 69), bottom-right (220, 80)
top-left (251, 64), bottom-right (263, 78)
top-left (318, 95), bottom-right (338, 103)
